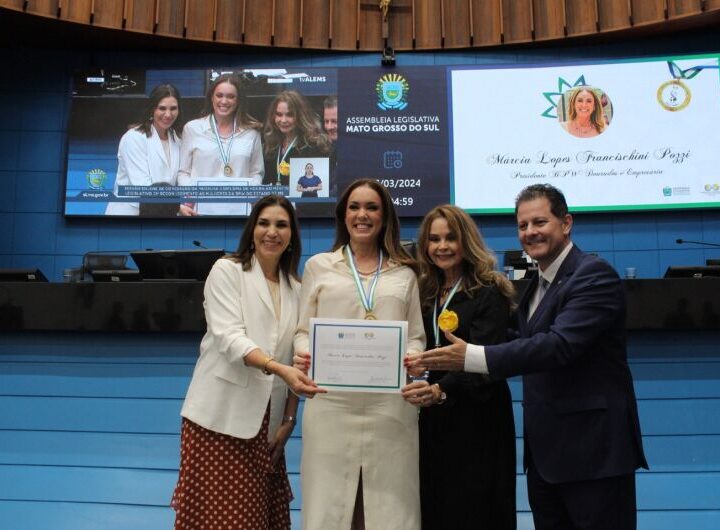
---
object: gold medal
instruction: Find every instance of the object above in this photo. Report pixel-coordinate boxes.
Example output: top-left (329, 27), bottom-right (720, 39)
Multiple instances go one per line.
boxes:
top-left (278, 161), bottom-right (290, 177)
top-left (657, 79), bottom-right (691, 112)
top-left (224, 164), bottom-right (233, 176)
top-left (365, 311), bottom-right (376, 320)
top-left (437, 309), bottom-right (459, 333)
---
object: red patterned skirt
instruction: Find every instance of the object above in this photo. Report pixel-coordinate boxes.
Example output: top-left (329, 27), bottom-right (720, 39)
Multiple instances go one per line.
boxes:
top-left (171, 411), bottom-right (293, 530)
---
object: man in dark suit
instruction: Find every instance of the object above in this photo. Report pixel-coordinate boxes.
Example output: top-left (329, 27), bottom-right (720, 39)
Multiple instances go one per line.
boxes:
top-left (409, 183), bottom-right (647, 530)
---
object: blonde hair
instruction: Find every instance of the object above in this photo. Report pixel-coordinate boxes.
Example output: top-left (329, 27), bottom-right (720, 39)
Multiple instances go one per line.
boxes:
top-left (567, 87), bottom-right (605, 134)
top-left (416, 205), bottom-right (514, 311)
top-left (263, 90), bottom-right (330, 157)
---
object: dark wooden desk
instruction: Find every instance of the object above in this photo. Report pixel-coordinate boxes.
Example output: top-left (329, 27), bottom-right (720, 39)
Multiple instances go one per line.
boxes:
top-left (1, 279), bottom-right (719, 332)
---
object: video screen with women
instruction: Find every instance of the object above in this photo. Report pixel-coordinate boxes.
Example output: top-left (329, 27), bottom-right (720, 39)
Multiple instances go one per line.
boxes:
top-left (65, 67), bottom-right (339, 218)
top-left (65, 53), bottom-right (719, 218)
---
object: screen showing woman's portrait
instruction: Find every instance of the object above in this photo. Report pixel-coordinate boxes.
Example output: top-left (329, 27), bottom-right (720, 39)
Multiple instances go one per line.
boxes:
top-left (558, 86), bottom-right (613, 138)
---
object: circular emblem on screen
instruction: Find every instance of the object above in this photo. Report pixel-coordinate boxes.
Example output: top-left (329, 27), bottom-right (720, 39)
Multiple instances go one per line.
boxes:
top-left (657, 79), bottom-right (691, 111)
top-left (557, 86), bottom-right (612, 138)
top-left (86, 168), bottom-right (107, 189)
top-left (376, 74), bottom-right (409, 111)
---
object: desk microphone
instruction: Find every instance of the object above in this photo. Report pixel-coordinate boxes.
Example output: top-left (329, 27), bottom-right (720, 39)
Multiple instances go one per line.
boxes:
top-left (193, 240), bottom-right (227, 253)
top-left (675, 239), bottom-right (720, 248)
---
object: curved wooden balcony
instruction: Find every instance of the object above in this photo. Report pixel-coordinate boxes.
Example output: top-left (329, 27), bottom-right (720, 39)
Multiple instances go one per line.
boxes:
top-left (2, 1), bottom-right (720, 51)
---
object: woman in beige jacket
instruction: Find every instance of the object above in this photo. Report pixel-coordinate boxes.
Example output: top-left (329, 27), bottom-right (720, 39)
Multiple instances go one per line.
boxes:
top-left (294, 179), bottom-right (426, 530)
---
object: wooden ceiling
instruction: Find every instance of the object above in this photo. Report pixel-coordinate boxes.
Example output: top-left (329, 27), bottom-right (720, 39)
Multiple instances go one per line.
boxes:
top-left (1, 0), bottom-right (720, 51)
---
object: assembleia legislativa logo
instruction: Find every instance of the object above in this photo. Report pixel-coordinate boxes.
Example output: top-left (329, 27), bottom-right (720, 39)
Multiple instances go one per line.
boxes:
top-left (86, 169), bottom-right (107, 190)
top-left (376, 74), bottom-right (409, 111)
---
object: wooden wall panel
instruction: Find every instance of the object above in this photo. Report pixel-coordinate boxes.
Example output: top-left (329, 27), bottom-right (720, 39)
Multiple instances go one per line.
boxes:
top-left (330, 0), bottom-right (357, 50)
top-left (60, 0), bottom-right (92, 23)
top-left (125, 0), bottom-right (155, 33)
top-left (502, 0), bottom-right (532, 43)
top-left (471, 0), bottom-right (502, 45)
top-left (5, 0), bottom-right (720, 51)
top-left (667, 0), bottom-right (702, 17)
top-left (387, 0), bottom-right (413, 49)
top-left (184, 0), bottom-right (214, 40)
top-left (358, 0), bottom-right (383, 51)
top-left (565, 0), bottom-right (597, 36)
top-left (25, 0), bottom-right (59, 18)
top-left (92, 0), bottom-right (124, 28)
top-left (155, 0), bottom-right (185, 37)
top-left (301, 0), bottom-right (330, 48)
top-left (597, 0), bottom-right (631, 30)
top-left (443, 0), bottom-right (471, 48)
top-left (274, 0), bottom-right (301, 47)
top-left (244, 0), bottom-right (273, 45)
top-left (414, 0), bottom-right (442, 49)
top-left (0, 0), bottom-right (25, 11)
top-left (631, 0), bottom-right (666, 25)
top-left (533, 0), bottom-right (565, 40)
top-left (215, 0), bottom-right (243, 43)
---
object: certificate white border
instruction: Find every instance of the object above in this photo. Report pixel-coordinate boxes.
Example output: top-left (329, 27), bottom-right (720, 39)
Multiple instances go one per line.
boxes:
top-left (309, 317), bottom-right (407, 393)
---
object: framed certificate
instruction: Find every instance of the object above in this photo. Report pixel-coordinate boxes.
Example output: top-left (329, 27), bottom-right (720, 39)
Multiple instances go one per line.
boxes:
top-left (309, 317), bottom-right (408, 393)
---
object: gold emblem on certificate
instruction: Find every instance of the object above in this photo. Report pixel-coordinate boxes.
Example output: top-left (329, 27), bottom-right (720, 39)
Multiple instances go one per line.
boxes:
top-left (657, 79), bottom-right (691, 112)
top-left (437, 309), bottom-right (459, 333)
top-left (223, 164), bottom-right (233, 176)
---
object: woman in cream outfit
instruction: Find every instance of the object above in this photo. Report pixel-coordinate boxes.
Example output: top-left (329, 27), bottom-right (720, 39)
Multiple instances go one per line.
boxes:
top-left (177, 73), bottom-right (263, 216)
top-left (172, 195), bottom-right (322, 530)
top-left (294, 179), bottom-right (426, 530)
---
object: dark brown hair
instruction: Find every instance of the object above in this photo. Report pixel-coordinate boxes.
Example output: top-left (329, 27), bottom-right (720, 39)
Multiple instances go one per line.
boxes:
top-left (332, 179), bottom-right (416, 271)
top-left (515, 183), bottom-right (569, 218)
top-left (201, 74), bottom-right (261, 129)
top-left (134, 84), bottom-right (182, 139)
top-left (229, 195), bottom-right (301, 284)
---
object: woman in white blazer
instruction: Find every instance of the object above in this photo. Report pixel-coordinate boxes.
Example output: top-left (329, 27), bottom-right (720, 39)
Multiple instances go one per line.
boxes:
top-left (105, 84), bottom-right (182, 216)
top-left (172, 195), bottom-right (324, 530)
top-left (177, 73), bottom-right (264, 216)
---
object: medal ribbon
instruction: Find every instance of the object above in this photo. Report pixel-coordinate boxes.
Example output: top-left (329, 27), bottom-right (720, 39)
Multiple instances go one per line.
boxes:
top-left (667, 61), bottom-right (719, 80)
top-left (345, 245), bottom-right (383, 316)
top-left (432, 278), bottom-right (462, 347)
top-left (276, 136), bottom-right (297, 181)
top-left (209, 114), bottom-right (236, 171)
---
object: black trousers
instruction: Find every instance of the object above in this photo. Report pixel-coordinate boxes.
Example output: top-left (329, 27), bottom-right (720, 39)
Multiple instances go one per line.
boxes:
top-left (527, 464), bottom-right (637, 530)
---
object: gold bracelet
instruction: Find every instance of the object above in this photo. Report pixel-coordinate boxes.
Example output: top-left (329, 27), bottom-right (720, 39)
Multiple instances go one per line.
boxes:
top-left (262, 357), bottom-right (275, 375)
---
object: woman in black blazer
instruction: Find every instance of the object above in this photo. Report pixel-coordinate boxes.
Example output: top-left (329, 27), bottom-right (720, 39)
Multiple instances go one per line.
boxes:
top-left (403, 204), bottom-right (517, 530)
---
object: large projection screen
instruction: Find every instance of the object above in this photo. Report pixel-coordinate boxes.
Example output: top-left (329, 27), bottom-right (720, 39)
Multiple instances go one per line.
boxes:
top-left (64, 66), bottom-right (449, 218)
top-left (450, 54), bottom-right (720, 213)
top-left (63, 54), bottom-right (720, 219)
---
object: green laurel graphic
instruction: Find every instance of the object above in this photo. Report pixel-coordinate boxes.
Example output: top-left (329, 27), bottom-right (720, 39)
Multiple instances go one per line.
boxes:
top-left (541, 75), bottom-right (587, 119)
